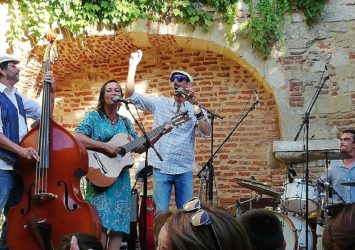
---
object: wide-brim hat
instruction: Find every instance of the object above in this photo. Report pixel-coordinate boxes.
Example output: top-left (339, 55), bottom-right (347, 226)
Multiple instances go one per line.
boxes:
top-left (170, 70), bottom-right (193, 83)
top-left (0, 55), bottom-right (20, 65)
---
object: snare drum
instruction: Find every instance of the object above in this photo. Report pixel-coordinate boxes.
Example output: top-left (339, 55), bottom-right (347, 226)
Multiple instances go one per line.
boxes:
top-left (282, 179), bottom-right (319, 213)
top-left (273, 212), bottom-right (313, 250)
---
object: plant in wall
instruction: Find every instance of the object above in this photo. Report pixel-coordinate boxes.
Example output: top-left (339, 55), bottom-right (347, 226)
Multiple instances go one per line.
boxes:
top-left (5, 0), bottom-right (326, 56)
top-left (238, 0), bottom-right (326, 56)
top-left (6, 0), bottom-right (238, 48)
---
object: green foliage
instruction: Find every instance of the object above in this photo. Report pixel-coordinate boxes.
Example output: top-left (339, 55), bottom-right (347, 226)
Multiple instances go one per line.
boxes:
top-left (6, 0), bottom-right (326, 56)
top-left (240, 0), bottom-right (290, 55)
top-left (239, 0), bottom-right (325, 56)
top-left (296, 0), bottom-right (326, 23)
top-left (7, 0), bottom-right (233, 47)
top-left (224, 3), bottom-right (238, 45)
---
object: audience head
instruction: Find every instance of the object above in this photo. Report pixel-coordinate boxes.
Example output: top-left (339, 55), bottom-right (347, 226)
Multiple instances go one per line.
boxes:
top-left (154, 211), bottom-right (173, 243)
top-left (322, 203), bottom-right (355, 250)
top-left (157, 198), bottom-right (252, 250)
top-left (59, 233), bottom-right (103, 250)
top-left (239, 208), bottom-right (286, 250)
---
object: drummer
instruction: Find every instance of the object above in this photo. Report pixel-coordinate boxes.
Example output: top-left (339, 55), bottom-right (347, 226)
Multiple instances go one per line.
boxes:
top-left (319, 129), bottom-right (355, 203)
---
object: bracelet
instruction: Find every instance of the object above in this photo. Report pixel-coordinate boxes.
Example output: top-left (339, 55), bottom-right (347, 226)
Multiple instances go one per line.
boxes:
top-left (195, 111), bottom-right (204, 120)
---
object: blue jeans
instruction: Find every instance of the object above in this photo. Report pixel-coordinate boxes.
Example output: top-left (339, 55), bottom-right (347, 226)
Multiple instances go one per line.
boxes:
top-left (153, 168), bottom-right (193, 213)
top-left (0, 170), bottom-right (23, 250)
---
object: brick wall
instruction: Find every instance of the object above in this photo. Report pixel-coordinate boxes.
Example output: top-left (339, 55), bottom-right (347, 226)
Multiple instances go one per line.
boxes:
top-left (21, 41), bottom-right (283, 208)
top-left (7, 0), bottom-right (354, 210)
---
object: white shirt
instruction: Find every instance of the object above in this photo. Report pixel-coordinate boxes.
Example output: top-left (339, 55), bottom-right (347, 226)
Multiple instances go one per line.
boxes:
top-left (0, 82), bottom-right (40, 170)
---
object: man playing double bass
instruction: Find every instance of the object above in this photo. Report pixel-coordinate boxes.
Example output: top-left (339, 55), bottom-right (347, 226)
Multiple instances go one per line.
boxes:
top-left (0, 54), bottom-right (55, 249)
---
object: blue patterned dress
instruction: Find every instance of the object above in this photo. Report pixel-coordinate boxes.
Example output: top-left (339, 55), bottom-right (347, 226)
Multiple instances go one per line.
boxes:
top-left (75, 111), bottom-right (138, 234)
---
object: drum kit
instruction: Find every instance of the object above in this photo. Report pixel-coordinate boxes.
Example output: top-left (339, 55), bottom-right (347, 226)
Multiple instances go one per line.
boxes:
top-left (235, 150), bottom-right (353, 250)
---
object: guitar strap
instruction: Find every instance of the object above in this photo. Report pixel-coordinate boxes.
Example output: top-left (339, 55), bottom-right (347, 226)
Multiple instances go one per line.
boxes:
top-left (122, 116), bottom-right (133, 136)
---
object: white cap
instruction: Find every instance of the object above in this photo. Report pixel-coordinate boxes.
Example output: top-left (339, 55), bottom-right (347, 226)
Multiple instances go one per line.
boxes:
top-left (170, 70), bottom-right (193, 83)
top-left (0, 55), bottom-right (20, 65)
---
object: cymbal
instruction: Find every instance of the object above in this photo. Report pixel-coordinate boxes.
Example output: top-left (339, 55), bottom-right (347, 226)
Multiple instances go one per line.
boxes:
top-left (237, 181), bottom-right (281, 199)
top-left (340, 182), bottom-right (355, 187)
top-left (235, 178), bottom-right (270, 187)
top-left (300, 150), bottom-right (352, 161)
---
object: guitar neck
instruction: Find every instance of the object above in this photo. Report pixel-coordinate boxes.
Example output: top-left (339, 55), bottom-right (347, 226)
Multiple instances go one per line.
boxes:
top-left (123, 125), bottom-right (165, 153)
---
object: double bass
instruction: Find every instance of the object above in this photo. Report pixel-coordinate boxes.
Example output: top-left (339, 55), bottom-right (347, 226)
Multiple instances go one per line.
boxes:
top-left (7, 32), bottom-right (101, 249)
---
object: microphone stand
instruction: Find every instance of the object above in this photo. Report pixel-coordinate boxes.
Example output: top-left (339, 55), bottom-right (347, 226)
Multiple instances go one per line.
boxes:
top-left (124, 102), bottom-right (163, 250)
top-left (198, 104), bottom-right (224, 204)
top-left (293, 67), bottom-right (329, 250)
top-left (197, 100), bottom-right (259, 203)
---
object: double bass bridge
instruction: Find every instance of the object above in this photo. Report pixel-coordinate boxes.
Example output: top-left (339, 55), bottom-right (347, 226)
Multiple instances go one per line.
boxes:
top-left (33, 192), bottom-right (58, 201)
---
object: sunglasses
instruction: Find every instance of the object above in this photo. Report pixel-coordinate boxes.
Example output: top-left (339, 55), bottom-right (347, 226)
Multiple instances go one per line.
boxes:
top-left (170, 75), bottom-right (188, 83)
top-left (183, 197), bottom-right (222, 250)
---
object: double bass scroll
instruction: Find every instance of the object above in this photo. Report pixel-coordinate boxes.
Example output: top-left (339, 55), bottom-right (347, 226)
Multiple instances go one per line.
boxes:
top-left (7, 31), bottom-right (101, 250)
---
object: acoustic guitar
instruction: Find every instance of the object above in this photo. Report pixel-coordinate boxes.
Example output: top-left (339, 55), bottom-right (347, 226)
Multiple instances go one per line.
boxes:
top-left (87, 111), bottom-right (189, 187)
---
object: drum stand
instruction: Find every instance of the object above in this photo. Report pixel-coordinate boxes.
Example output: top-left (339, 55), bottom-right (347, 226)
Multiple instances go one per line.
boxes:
top-left (197, 98), bottom-right (259, 204)
top-left (321, 152), bottom-right (331, 225)
top-left (225, 195), bottom-right (261, 218)
top-left (293, 65), bottom-right (329, 250)
top-left (196, 105), bottom-right (224, 204)
top-left (320, 153), bottom-right (346, 225)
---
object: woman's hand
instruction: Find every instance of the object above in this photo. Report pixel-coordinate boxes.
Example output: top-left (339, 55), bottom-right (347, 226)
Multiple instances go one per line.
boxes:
top-left (101, 143), bottom-right (120, 158)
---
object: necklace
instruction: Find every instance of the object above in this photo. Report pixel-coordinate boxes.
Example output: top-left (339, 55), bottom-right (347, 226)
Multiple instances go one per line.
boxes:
top-left (107, 114), bottom-right (118, 125)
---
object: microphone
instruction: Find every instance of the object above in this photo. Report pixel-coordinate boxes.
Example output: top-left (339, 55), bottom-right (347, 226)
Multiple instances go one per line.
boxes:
top-left (112, 96), bottom-right (130, 104)
top-left (255, 90), bottom-right (261, 108)
top-left (318, 178), bottom-right (334, 198)
top-left (176, 87), bottom-right (190, 99)
top-left (287, 164), bottom-right (297, 183)
top-left (327, 179), bottom-right (334, 198)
